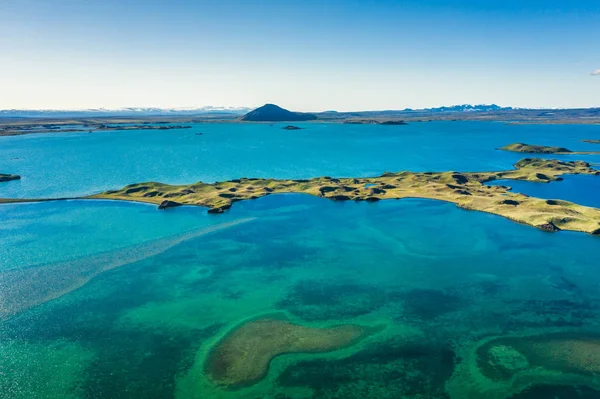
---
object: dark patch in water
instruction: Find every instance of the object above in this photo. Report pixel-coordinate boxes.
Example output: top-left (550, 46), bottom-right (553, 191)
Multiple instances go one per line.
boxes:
top-left (468, 280), bottom-right (505, 296)
top-left (399, 289), bottom-right (463, 320)
top-left (505, 299), bottom-right (594, 329)
top-left (82, 323), bottom-right (222, 399)
top-left (277, 338), bottom-right (455, 398)
top-left (509, 385), bottom-right (600, 399)
top-left (276, 280), bottom-right (387, 321)
top-left (548, 275), bottom-right (582, 295)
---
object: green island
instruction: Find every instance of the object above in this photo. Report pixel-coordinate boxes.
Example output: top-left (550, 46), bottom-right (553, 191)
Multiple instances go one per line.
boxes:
top-left (0, 173), bottom-right (20, 182)
top-left (583, 139), bottom-right (600, 144)
top-left (204, 313), bottom-right (381, 389)
top-left (76, 158), bottom-right (600, 235)
top-left (500, 142), bottom-right (600, 155)
top-left (447, 332), bottom-right (600, 398)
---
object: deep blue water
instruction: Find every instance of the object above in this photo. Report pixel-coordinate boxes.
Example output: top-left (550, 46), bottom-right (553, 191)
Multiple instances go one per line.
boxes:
top-left (1, 122), bottom-right (600, 399)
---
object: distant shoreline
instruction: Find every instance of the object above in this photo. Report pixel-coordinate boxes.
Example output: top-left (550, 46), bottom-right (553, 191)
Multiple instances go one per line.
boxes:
top-left (1, 115), bottom-right (599, 137)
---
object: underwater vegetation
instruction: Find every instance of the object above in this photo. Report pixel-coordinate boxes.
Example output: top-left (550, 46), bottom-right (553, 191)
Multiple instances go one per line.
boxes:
top-left (278, 336), bottom-right (456, 399)
top-left (447, 332), bottom-right (600, 399)
top-left (204, 313), bottom-right (383, 389)
top-left (276, 279), bottom-right (388, 321)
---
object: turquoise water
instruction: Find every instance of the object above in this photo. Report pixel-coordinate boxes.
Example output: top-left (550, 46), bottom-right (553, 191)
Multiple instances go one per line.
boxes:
top-left (1, 122), bottom-right (600, 399)
top-left (1, 121), bottom-right (599, 198)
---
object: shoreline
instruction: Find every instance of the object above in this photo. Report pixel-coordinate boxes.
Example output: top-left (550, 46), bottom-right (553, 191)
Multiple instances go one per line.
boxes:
top-left (3, 158), bottom-right (600, 235)
top-left (2, 117), bottom-right (600, 137)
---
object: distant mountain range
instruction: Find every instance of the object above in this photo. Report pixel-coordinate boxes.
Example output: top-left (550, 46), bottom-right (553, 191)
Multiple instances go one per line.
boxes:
top-left (0, 106), bottom-right (252, 118)
top-left (3, 104), bottom-right (598, 123)
top-left (319, 104), bottom-right (512, 115)
top-left (409, 104), bottom-right (512, 113)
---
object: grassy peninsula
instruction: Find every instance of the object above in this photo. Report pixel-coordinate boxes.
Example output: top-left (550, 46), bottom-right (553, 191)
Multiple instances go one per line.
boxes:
top-left (86, 158), bottom-right (600, 235)
top-left (500, 143), bottom-right (600, 155)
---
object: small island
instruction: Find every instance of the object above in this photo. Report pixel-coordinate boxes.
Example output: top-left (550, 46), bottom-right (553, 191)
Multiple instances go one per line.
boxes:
top-left (0, 173), bottom-right (20, 182)
top-left (380, 120), bottom-right (408, 125)
top-left (583, 139), bottom-right (600, 144)
top-left (205, 314), bottom-right (380, 388)
top-left (343, 119), bottom-right (408, 125)
top-left (500, 143), bottom-right (600, 155)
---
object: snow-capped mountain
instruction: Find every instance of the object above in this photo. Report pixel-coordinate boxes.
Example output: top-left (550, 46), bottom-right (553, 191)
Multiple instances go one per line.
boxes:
top-left (404, 104), bottom-right (513, 113)
top-left (0, 107), bottom-right (252, 118)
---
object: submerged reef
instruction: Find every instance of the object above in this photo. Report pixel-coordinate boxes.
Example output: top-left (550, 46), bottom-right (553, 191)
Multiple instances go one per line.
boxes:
top-left (276, 279), bottom-right (387, 321)
top-left (0, 173), bottom-right (20, 182)
top-left (205, 314), bottom-right (382, 389)
top-left (447, 332), bottom-right (600, 399)
top-left (82, 158), bottom-right (600, 235)
top-left (0, 218), bottom-right (255, 320)
top-left (500, 143), bottom-right (600, 155)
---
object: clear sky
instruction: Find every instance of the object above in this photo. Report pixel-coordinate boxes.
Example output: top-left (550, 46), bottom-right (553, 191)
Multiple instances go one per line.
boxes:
top-left (1, 0), bottom-right (599, 111)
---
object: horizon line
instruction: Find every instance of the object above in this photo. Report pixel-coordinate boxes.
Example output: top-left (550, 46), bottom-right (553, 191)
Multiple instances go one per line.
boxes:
top-left (1, 104), bottom-right (600, 114)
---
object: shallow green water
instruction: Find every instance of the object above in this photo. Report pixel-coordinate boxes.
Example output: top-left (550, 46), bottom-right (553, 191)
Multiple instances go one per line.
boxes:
top-left (1, 194), bottom-right (600, 398)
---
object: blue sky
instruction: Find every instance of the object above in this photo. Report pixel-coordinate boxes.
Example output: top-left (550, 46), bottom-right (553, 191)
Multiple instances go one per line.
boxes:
top-left (1, 0), bottom-right (599, 110)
